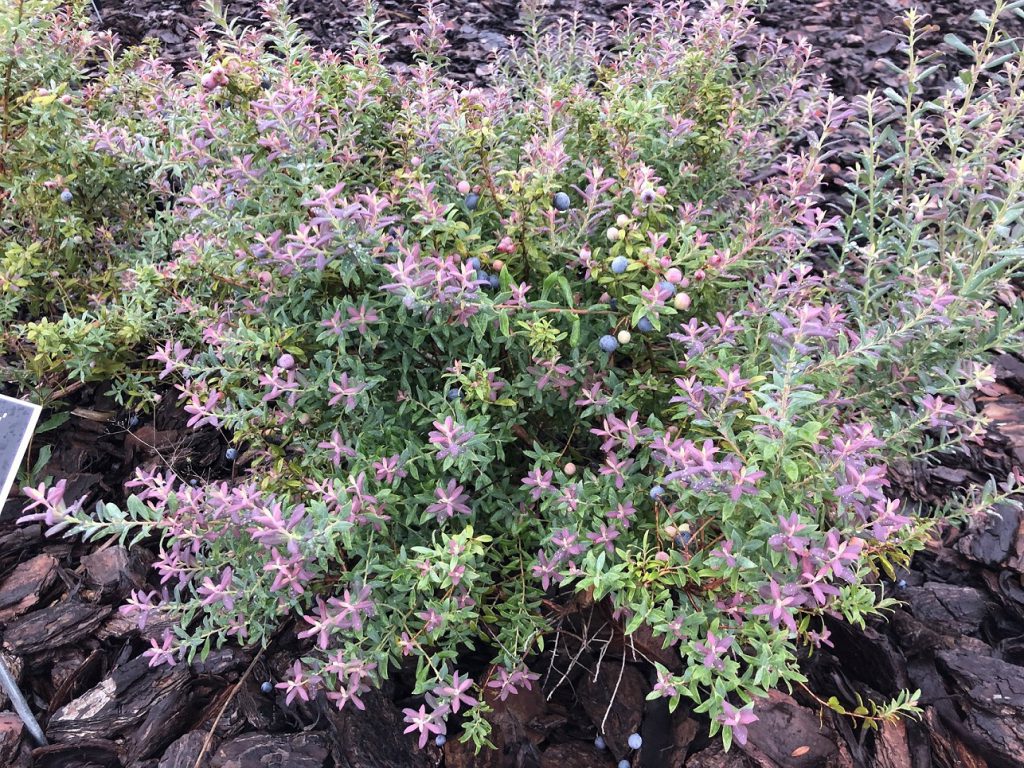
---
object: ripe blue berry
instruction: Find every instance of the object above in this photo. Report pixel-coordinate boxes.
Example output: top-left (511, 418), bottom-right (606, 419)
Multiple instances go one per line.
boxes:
top-left (553, 191), bottom-right (571, 211)
top-left (594, 736), bottom-right (606, 750)
top-left (637, 317), bottom-right (654, 332)
top-left (611, 256), bottom-right (629, 274)
top-left (260, 681), bottom-right (274, 694)
top-left (628, 733), bottom-right (643, 750)
top-left (619, 761), bottom-right (631, 768)
top-left (488, 273), bottom-right (501, 290)
top-left (896, 578), bottom-right (907, 590)
top-left (599, 335), bottom-right (619, 353)
top-left (435, 735), bottom-right (447, 747)
top-left (127, 414), bottom-right (140, 429)
top-left (225, 447), bottom-right (238, 461)
top-left (465, 192), bottom-right (480, 210)
top-left (59, 189), bottom-right (73, 204)
top-left (650, 485), bottom-right (665, 499)
top-left (468, 257), bottom-right (481, 272)
top-left (447, 387), bottom-right (462, 400)
top-left (657, 280), bottom-right (676, 296)
top-left (609, 298), bottom-right (618, 311)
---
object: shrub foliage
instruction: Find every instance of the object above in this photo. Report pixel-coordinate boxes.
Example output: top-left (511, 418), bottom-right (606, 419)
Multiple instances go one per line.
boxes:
top-left (5, 0), bottom-right (1024, 752)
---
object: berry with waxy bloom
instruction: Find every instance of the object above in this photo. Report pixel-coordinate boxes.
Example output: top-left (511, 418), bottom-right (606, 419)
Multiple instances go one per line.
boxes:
top-left (260, 681), bottom-right (274, 694)
top-left (225, 447), bottom-right (238, 461)
top-left (658, 280), bottom-right (676, 297)
top-left (637, 317), bottom-right (654, 332)
top-left (553, 191), bottom-right (571, 211)
top-left (666, 267), bottom-right (683, 283)
top-left (59, 189), bottom-right (73, 204)
top-left (435, 735), bottom-right (447, 747)
top-left (277, 353), bottom-right (295, 370)
top-left (674, 292), bottom-right (691, 311)
top-left (594, 736), bottom-right (606, 750)
top-left (611, 256), bottom-right (628, 274)
top-left (606, 226), bottom-right (621, 242)
top-left (628, 734), bottom-right (643, 750)
top-left (599, 335), bottom-right (619, 353)
top-left (650, 485), bottom-right (665, 499)
top-left (464, 192), bottom-right (480, 210)
top-left (619, 762), bottom-right (630, 768)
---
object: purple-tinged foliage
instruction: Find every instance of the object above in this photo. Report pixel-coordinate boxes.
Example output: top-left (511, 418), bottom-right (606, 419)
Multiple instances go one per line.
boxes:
top-left (7, 0), bottom-right (1024, 755)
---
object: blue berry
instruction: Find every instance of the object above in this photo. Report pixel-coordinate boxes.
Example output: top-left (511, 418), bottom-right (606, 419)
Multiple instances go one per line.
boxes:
top-left (465, 192), bottom-right (480, 210)
top-left (649, 485), bottom-right (665, 499)
top-left (896, 578), bottom-right (907, 590)
top-left (628, 733), bottom-right (643, 750)
top-left (609, 298), bottom-right (618, 311)
top-left (619, 761), bottom-right (631, 768)
top-left (611, 256), bottom-right (629, 274)
top-left (59, 189), bottom-right (73, 204)
top-left (637, 317), bottom-right (654, 333)
top-left (189, 478), bottom-right (198, 486)
top-left (261, 681), bottom-right (274, 694)
top-left (599, 335), bottom-right (619, 353)
top-left (225, 447), bottom-right (238, 461)
top-left (468, 257), bottom-right (481, 271)
top-left (675, 532), bottom-right (691, 547)
top-left (553, 191), bottom-right (571, 211)
top-left (594, 736), bottom-right (606, 750)
top-left (488, 273), bottom-right (501, 290)
top-left (127, 414), bottom-right (140, 429)
top-left (447, 387), bottom-right (462, 400)
top-left (435, 734), bottom-right (447, 747)
top-left (657, 280), bottom-right (676, 296)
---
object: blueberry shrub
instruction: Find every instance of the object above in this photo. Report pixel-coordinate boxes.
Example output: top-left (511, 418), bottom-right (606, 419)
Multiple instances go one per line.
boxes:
top-left (7, 0), bottom-right (1024, 753)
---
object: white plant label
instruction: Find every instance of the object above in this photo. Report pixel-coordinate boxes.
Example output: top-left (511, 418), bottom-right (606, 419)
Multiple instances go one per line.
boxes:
top-left (0, 394), bottom-right (42, 514)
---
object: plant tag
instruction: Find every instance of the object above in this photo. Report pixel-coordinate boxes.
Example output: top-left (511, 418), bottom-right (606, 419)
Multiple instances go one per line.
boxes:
top-left (0, 394), bottom-right (42, 515)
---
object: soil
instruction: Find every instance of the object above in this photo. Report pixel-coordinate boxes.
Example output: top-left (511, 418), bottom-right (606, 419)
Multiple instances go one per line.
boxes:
top-left (2, 0), bottom-right (1024, 766)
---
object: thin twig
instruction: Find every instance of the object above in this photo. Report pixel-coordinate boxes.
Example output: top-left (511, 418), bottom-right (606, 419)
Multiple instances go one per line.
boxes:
top-left (192, 646), bottom-right (267, 768)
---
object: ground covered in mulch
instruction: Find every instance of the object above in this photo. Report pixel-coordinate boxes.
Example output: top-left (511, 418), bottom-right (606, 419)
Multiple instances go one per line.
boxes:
top-left (2, 0), bottom-right (1024, 766)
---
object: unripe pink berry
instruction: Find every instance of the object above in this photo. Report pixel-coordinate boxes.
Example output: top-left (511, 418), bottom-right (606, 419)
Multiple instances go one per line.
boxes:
top-left (615, 214), bottom-right (631, 229)
top-left (680, 277), bottom-right (690, 288)
top-left (277, 353), bottom-right (295, 370)
top-left (599, 292), bottom-right (611, 304)
top-left (410, 156), bottom-right (422, 167)
top-left (655, 551), bottom-right (670, 563)
top-left (497, 236), bottom-right (515, 254)
top-left (457, 180), bottom-right (471, 195)
top-left (666, 267), bottom-right (683, 284)
top-left (492, 259), bottom-right (505, 272)
top-left (564, 462), bottom-right (577, 476)
top-left (674, 292), bottom-right (691, 311)
top-left (657, 185), bottom-right (667, 197)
